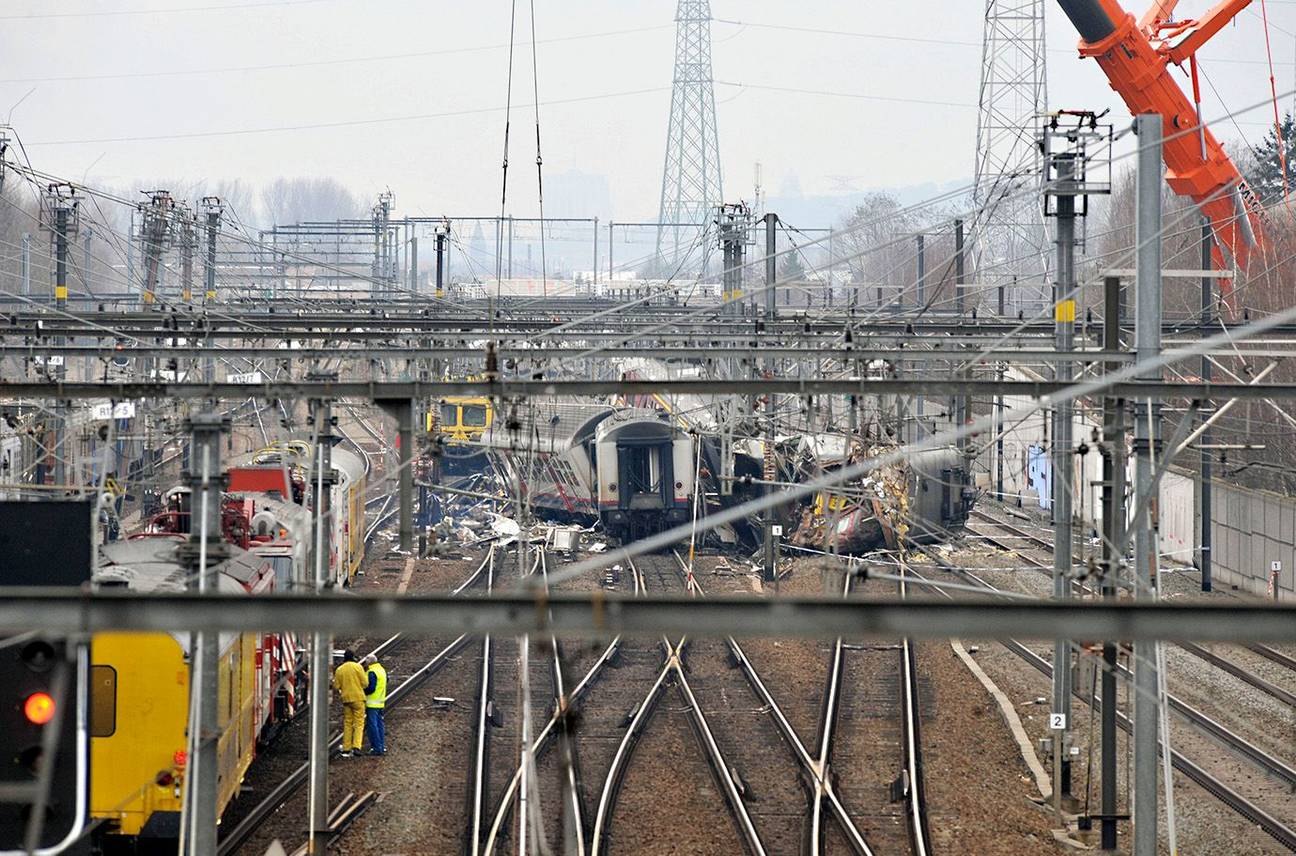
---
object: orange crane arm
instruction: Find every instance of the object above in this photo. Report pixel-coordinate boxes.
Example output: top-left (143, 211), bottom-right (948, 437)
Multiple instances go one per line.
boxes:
top-left (1057, 0), bottom-right (1265, 297)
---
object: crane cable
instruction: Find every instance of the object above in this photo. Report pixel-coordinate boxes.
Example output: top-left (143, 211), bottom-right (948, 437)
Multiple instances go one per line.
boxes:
top-left (529, 0), bottom-right (548, 299)
top-left (1258, 0), bottom-right (1291, 203)
top-left (494, 0), bottom-right (520, 318)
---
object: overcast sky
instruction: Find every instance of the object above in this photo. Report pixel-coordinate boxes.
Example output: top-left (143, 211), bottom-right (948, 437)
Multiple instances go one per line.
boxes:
top-left (2, 0), bottom-right (1293, 226)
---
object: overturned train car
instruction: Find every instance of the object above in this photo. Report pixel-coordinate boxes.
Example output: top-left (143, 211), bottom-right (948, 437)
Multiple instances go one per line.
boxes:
top-left (790, 445), bottom-right (973, 554)
top-left (478, 403), bottom-right (694, 542)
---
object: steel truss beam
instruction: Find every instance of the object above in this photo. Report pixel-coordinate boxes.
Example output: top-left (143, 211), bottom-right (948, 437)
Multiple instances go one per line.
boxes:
top-left (0, 344), bottom-right (1136, 363)
top-left (4, 378), bottom-right (1296, 400)
top-left (0, 590), bottom-right (1289, 642)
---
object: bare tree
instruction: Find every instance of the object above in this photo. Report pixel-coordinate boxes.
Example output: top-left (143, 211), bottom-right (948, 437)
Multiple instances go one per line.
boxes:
top-left (260, 177), bottom-right (364, 226)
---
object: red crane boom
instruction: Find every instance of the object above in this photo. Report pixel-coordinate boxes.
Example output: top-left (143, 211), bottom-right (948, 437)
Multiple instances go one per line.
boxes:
top-left (1057, 0), bottom-right (1266, 300)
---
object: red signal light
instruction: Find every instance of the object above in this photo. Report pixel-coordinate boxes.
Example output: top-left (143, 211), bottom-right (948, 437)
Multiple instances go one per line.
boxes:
top-left (23, 692), bottom-right (55, 725)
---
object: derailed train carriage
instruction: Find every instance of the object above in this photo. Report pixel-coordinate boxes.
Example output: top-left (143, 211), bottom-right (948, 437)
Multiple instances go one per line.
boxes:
top-left (789, 444), bottom-right (974, 553)
top-left (478, 403), bottom-right (694, 542)
top-left (475, 401), bottom-right (973, 551)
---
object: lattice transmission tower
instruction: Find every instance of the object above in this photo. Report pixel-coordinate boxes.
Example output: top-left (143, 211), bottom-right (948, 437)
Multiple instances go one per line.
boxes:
top-left (971, 0), bottom-right (1050, 313)
top-left (656, 0), bottom-right (723, 276)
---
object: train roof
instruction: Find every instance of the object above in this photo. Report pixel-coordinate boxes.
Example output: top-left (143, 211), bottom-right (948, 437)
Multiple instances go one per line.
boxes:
top-left (95, 539), bottom-right (265, 594)
top-left (479, 401), bottom-right (615, 453)
top-left (331, 445), bottom-right (366, 486)
top-left (235, 439), bottom-right (368, 486)
top-left (594, 408), bottom-right (679, 441)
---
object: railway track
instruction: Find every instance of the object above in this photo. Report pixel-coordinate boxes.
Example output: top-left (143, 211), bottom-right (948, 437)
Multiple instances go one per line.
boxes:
top-left (219, 546), bottom-right (494, 856)
top-left (480, 548), bottom-right (622, 855)
top-left (970, 507), bottom-right (1296, 687)
top-left (913, 542), bottom-right (1296, 852)
top-left (589, 552), bottom-right (761, 855)
top-left (968, 507), bottom-right (1296, 783)
top-left (472, 546), bottom-right (933, 855)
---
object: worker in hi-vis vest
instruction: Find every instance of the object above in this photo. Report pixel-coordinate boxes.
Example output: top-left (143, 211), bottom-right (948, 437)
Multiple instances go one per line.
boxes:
top-left (362, 653), bottom-right (387, 755)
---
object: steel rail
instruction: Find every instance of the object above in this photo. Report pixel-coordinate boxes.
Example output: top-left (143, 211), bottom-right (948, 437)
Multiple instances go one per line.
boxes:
top-left (215, 633), bottom-right (472, 856)
top-left (286, 791), bottom-right (378, 856)
top-left (538, 549), bottom-right (587, 856)
top-left (970, 508), bottom-right (1296, 704)
top-left (674, 665), bottom-right (769, 856)
top-left (896, 562), bottom-right (932, 856)
top-left (720, 639), bottom-right (873, 855)
top-left (662, 551), bottom-right (862, 855)
top-left (468, 547), bottom-right (498, 856)
top-left (482, 634), bottom-right (622, 854)
top-left (587, 552), bottom-right (685, 856)
top-left (482, 549), bottom-right (589, 856)
top-left (588, 652), bottom-right (674, 856)
top-left (809, 570), bottom-right (851, 856)
top-left (666, 546), bottom-right (875, 854)
top-left (1244, 644), bottom-right (1296, 674)
top-left (908, 557), bottom-right (1296, 852)
top-left (1174, 641), bottom-right (1296, 709)
top-left (590, 554), bottom-right (767, 856)
top-left (970, 510), bottom-right (1296, 781)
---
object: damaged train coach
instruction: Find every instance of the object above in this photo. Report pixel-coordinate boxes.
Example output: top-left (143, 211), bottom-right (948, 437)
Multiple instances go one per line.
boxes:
top-left (477, 402), bottom-right (694, 542)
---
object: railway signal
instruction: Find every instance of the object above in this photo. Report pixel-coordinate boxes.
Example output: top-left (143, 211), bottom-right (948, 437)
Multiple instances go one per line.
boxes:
top-left (0, 636), bottom-right (87, 852)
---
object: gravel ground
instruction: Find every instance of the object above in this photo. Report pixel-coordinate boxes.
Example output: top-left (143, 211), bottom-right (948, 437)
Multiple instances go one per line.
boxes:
top-left (227, 547), bottom-right (490, 855)
top-left (917, 640), bottom-right (1059, 855)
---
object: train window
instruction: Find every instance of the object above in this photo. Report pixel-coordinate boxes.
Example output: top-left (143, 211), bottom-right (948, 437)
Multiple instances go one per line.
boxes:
top-left (89, 665), bottom-right (117, 737)
top-left (440, 404), bottom-right (458, 428)
top-left (463, 405), bottom-right (488, 427)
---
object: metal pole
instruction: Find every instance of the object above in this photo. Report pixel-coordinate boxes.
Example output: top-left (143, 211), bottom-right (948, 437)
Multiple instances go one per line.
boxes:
top-left (410, 235), bottom-right (419, 294)
top-left (127, 212), bottom-right (135, 292)
top-left (1099, 274), bottom-right (1126, 851)
top-left (21, 232), bottom-right (30, 296)
top-left (1132, 112), bottom-right (1163, 856)
top-left (399, 400), bottom-right (414, 553)
top-left (916, 234), bottom-right (925, 429)
top-left (1051, 150), bottom-right (1078, 809)
top-left (82, 227), bottom-right (92, 295)
top-left (608, 220), bottom-right (614, 284)
top-left (435, 227), bottom-right (447, 299)
top-left (203, 201), bottom-right (220, 383)
top-left (307, 399), bottom-right (334, 853)
top-left (182, 412), bottom-right (227, 856)
top-left (916, 233), bottom-right (925, 306)
top-left (1199, 220), bottom-right (1213, 592)
top-left (181, 215), bottom-right (194, 304)
top-left (954, 219), bottom-right (968, 486)
top-left (53, 203), bottom-right (69, 490)
top-left (762, 212), bottom-right (778, 583)
top-left (593, 216), bottom-right (599, 291)
top-left (996, 364), bottom-right (1005, 501)
top-left (954, 219), bottom-right (965, 314)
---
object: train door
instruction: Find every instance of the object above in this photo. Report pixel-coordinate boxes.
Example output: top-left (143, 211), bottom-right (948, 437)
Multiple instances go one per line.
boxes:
top-left (616, 440), bottom-right (674, 511)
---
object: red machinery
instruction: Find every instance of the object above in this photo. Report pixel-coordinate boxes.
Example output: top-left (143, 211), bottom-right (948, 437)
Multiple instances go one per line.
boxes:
top-left (1058, 0), bottom-right (1267, 300)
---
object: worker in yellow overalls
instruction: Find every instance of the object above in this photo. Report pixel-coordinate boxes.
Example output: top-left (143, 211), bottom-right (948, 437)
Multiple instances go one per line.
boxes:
top-left (332, 649), bottom-right (367, 757)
